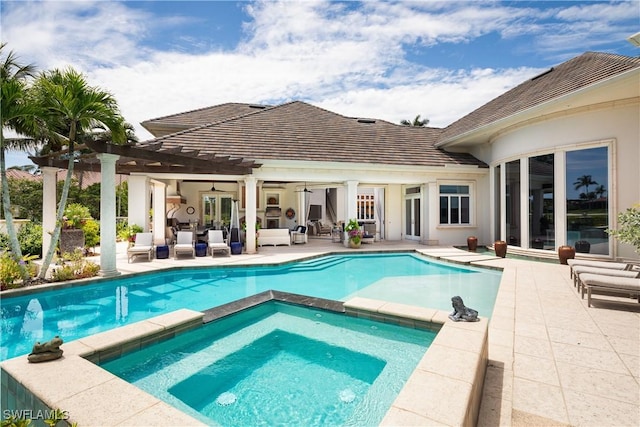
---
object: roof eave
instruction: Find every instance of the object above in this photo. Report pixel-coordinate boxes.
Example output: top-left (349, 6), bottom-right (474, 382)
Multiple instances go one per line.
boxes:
top-left (435, 66), bottom-right (640, 149)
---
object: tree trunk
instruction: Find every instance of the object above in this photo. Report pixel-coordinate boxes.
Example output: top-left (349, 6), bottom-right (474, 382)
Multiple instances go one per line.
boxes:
top-left (39, 132), bottom-right (76, 279)
top-left (0, 131), bottom-right (27, 279)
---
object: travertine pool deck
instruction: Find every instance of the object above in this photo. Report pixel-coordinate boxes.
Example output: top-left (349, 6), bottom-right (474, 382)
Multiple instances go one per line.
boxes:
top-left (2, 239), bottom-right (639, 426)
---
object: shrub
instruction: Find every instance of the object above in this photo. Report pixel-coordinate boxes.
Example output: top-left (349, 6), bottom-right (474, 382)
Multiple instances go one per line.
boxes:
top-left (51, 249), bottom-right (100, 282)
top-left (0, 222), bottom-right (43, 257)
top-left (0, 253), bottom-right (38, 290)
top-left (50, 265), bottom-right (76, 282)
top-left (81, 219), bottom-right (100, 249)
top-left (0, 252), bottom-right (23, 289)
top-left (18, 222), bottom-right (43, 257)
top-left (0, 232), bottom-right (9, 251)
top-left (607, 204), bottom-right (640, 254)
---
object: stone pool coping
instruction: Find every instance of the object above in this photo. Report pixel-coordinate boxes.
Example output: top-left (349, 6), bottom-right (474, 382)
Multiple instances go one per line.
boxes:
top-left (345, 297), bottom-right (488, 427)
top-left (1, 309), bottom-right (208, 426)
top-left (1, 296), bottom-right (487, 426)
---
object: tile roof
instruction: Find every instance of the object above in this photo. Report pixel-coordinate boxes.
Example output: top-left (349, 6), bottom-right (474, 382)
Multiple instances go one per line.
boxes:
top-left (437, 52), bottom-right (640, 144)
top-left (138, 101), bottom-right (487, 168)
top-left (1, 169), bottom-right (127, 188)
top-left (141, 103), bottom-right (272, 136)
top-left (3, 169), bottom-right (39, 181)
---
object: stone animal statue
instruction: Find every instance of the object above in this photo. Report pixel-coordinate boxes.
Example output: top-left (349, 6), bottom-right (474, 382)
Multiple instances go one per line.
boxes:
top-left (28, 336), bottom-right (64, 363)
top-left (448, 296), bottom-right (479, 322)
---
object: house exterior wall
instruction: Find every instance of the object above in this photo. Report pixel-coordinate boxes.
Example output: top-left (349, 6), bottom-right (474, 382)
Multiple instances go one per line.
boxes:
top-left (469, 99), bottom-right (639, 260)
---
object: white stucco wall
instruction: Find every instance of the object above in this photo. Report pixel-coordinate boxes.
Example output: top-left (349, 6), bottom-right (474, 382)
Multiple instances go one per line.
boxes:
top-left (469, 99), bottom-right (639, 260)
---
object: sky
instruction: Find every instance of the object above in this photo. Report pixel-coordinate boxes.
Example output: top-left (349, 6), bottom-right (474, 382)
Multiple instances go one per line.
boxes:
top-left (1, 0), bottom-right (639, 168)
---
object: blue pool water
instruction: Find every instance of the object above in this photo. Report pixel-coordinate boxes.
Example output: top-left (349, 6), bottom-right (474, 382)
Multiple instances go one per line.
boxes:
top-left (102, 301), bottom-right (436, 426)
top-left (0, 253), bottom-right (501, 360)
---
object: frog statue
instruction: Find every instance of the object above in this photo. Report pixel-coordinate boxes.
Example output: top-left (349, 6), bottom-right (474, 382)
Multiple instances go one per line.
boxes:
top-left (448, 296), bottom-right (479, 322)
top-left (27, 336), bottom-right (64, 363)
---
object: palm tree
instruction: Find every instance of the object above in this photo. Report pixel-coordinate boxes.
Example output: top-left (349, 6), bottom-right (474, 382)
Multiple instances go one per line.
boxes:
top-left (573, 175), bottom-right (598, 200)
top-left (400, 114), bottom-right (429, 127)
top-left (33, 67), bottom-right (127, 279)
top-left (0, 43), bottom-right (38, 271)
top-left (593, 184), bottom-right (607, 199)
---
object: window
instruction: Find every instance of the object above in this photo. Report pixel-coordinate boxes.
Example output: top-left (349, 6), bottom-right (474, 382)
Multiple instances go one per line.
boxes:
top-left (357, 194), bottom-right (375, 221)
top-left (439, 184), bottom-right (471, 225)
top-left (202, 194), bottom-right (232, 228)
top-left (506, 160), bottom-right (521, 246)
top-left (565, 147), bottom-right (609, 255)
top-left (529, 154), bottom-right (554, 249)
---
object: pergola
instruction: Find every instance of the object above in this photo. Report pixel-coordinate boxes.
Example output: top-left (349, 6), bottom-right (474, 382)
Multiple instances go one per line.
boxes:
top-left (30, 140), bottom-right (261, 277)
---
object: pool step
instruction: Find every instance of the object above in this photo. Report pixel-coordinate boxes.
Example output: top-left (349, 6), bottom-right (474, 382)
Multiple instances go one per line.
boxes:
top-left (285, 257), bottom-right (347, 272)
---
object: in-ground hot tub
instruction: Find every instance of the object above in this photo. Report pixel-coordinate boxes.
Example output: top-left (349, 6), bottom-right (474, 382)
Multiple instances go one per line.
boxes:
top-left (101, 300), bottom-right (436, 426)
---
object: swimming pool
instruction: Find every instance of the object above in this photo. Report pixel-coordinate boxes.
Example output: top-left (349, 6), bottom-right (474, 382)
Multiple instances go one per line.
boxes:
top-left (101, 301), bottom-right (436, 426)
top-left (0, 252), bottom-right (501, 360)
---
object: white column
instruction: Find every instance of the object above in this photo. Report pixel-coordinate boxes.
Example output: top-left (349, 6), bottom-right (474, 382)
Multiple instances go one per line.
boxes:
top-left (151, 181), bottom-right (166, 245)
top-left (244, 176), bottom-right (257, 254)
top-left (344, 180), bottom-right (358, 246)
top-left (41, 167), bottom-right (58, 259)
top-left (427, 181), bottom-right (439, 245)
top-left (128, 175), bottom-right (150, 231)
top-left (97, 153), bottom-right (120, 277)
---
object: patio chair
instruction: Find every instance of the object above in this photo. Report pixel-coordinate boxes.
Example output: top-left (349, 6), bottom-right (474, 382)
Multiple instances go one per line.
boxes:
top-left (174, 231), bottom-right (195, 259)
top-left (208, 229), bottom-right (230, 257)
top-left (578, 273), bottom-right (640, 307)
top-left (127, 232), bottom-right (154, 263)
top-left (291, 225), bottom-right (307, 244)
top-left (315, 221), bottom-right (332, 236)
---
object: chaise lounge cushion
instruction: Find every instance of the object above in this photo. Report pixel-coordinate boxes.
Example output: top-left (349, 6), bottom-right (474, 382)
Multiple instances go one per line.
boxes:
top-left (566, 259), bottom-right (632, 278)
top-left (572, 266), bottom-right (639, 290)
top-left (127, 232), bottom-right (154, 263)
top-left (578, 273), bottom-right (640, 307)
top-left (174, 231), bottom-right (195, 259)
top-left (208, 229), bottom-right (230, 256)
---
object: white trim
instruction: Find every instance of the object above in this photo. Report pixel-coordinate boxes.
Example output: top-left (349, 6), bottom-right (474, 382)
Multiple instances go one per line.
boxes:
top-left (436, 180), bottom-right (475, 227)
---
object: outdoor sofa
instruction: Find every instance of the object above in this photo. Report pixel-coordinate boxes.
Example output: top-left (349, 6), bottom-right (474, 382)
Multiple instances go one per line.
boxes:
top-left (258, 228), bottom-right (291, 246)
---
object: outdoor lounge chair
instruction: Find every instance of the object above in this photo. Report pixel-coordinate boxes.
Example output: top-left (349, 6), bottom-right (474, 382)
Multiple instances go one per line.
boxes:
top-left (577, 273), bottom-right (640, 307)
top-left (208, 229), bottom-right (230, 257)
top-left (127, 232), bottom-right (154, 263)
top-left (174, 231), bottom-right (195, 259)
top-left (566, 259), bottom-right (633, 279)
top-left (572, 265), bottom-right (640, 294)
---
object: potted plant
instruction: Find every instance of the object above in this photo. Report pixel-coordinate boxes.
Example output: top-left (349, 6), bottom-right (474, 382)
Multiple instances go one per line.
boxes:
top-left (345, 219), bottom-right (363, 249)
top-left (118, 223), bottom-right (144, 246)
top-left (59, 203), bottom-right (91, 255)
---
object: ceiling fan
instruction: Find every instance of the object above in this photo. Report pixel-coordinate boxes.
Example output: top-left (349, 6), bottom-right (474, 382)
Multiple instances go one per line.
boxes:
top-left (296, 183), bottom-right (313, 193)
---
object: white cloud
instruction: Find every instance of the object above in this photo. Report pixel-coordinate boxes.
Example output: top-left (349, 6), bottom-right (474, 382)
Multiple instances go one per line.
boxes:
top-left (1, 0), bottom-right (636, 154)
